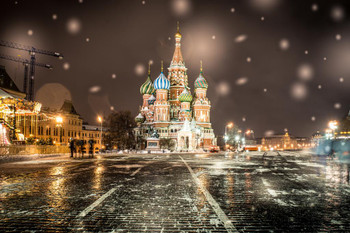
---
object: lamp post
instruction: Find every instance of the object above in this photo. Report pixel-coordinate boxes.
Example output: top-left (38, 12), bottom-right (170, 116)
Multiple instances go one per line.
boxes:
top-left (56, 116), bottom-right (63, 144)
top-left (98, 116), bottom-right (103, 153)
top-left (224, 122), bottom-right (233, 143)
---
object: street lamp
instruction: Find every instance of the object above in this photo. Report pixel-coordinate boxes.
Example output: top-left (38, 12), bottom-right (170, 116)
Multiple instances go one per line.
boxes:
top-left (56, 116), bottom-right (63, 144)
top-left (98, 116), bottom-right (103, 153)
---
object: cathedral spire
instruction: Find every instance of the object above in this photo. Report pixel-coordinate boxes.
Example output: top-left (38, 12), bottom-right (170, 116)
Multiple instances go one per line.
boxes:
top-left (171, 22), bottom-right (183, 64)
top-left (200, 60), bottom-right (203, 73)
top-left (161, 60), bottom-right (163, 73)
top-left (148, 62), bottom-right (151, 75)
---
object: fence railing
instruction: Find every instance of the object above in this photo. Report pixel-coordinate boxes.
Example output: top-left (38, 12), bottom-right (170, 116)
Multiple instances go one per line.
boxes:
top-left (0, 145), bottom-right (69, 156)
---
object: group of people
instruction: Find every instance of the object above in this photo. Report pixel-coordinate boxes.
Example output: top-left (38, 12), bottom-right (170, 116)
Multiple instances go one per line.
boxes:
top-left (69, 138), bottom-right (95, 158)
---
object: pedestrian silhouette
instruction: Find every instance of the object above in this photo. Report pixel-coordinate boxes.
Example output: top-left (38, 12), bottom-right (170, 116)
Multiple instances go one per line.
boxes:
top-left (88, 139), bottom-right (94, 158)
top-left (69, 138), bottom-right (75, 158)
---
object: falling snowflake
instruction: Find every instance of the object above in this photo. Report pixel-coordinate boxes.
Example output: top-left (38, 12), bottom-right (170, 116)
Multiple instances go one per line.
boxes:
top-left (230, 8), bottom-right (235, 13)
top-left (261, 16), bottom-right (265, 21)
top-left (67, 18), bottom-right (81, 34)
top-left (112, 74), bottom-right (117, 79)
top-left (172, 0), bottom-right (191, 16)
top-left (135, 64), bottom-right (146, 76)
top-left (318, 84), bottom-right (322, 90)
top-left (250, 0), bottom-right (281, 11)
top-left (149, 60), bottom-right (154, 65)
top-left (27, 29), bottom-right (33, 36)
top-left (335, 34), bottom-right (342, 40)
top-left (291, 82), bottom-right (307, 100)
top-left (263, 88), bottom-right (268, 93)
top-left (52, 14), bottom-right (58, 20)
top-left (246, 57), bottom-right (252, 63)
top-left (264, 130), bottom-right (274, 137)
top-left (110, 106), bottom-right (115, 111)
top-left (142, 0), bottom-right (146, 5)
top-left (304, 50), bottom-right (309, 55)
top-left (216, 81), bottom-right (230, 96)
top-left (168, 37), bottom-right (171, 40)
top-left (212, 35), bottom-right (216, 40)
top-left (323, 57), bottom-right (327, 61)
top-left (279, 38), bottom-right (290, 50)
top-left (63, 62), bottom-right (70, 70)
top-left (242, 117), bottom-right (246, 122)
top-left (331, 5), bottom-right (345, 22)
top-left (311, 116), bottom-right (316, 121)
top-left (311, 4), bottom-right (318, 12)
top-left (236, 77), bottom-right (248, 86)
top-left (334, 103), bottom-right (342, 109)
top-left (297, 64), bottom-right (314, 81)
top-left (235, 34), bottom-right (247, 43)
top-left (86, 38), bottom-right (90, 42)
top-left (339, 77), bottom-right (344, 82)
top-left (89, 86), bottom-right (101, 93)
top-left (78, 0), bottom-right (83, 3)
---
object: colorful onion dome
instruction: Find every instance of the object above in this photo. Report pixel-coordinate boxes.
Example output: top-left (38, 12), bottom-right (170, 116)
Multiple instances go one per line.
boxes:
top-left (178, 87), bottom-right (193, 102)
top-left (135, 113), bottom-right (145, 123)
top-left (194, 61), bottom-right (208, 89)
top-left (154, 61), bottom-right (170, 90)
top-left (148, 95), bottom-right (156, 105)
top-left (140, 65), bottom-right (155, 95)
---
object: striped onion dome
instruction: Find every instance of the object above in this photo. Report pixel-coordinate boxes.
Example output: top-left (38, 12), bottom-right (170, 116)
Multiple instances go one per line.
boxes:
top-left (148, 95), bottom-right (156, 105)
top-left (178, 88), bottom-right (193, 102)
top-left (154, 72), bottom-right (170, 90)
top-left (140, 75), bottom-right (154, 95)
top-left (194, 72), bottom-right (208, 89)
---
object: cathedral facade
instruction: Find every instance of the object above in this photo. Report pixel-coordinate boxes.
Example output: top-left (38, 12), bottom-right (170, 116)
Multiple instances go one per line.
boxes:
top-left (134, 25), bottom-right (216, 151)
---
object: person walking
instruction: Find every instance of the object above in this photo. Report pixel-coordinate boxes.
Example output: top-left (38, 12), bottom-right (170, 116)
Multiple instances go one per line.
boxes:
top-left (88, 139), bottom-right (94, 158)
top-left (69, 138), bottom-right (75, 158)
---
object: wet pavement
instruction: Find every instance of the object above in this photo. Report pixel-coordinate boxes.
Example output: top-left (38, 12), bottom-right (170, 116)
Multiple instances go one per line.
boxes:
top-left (0, 151), bottom-right (349, 232)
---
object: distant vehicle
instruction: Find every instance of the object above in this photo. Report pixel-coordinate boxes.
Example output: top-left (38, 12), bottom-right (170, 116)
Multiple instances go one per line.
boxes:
top-left (243, 145), bottom-right (260, 152)
top-left (209, 146), bottom-right (220, 153)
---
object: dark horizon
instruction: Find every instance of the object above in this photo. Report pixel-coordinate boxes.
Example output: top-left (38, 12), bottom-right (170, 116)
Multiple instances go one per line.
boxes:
top-left (1, 0), bottom-right (349, 137)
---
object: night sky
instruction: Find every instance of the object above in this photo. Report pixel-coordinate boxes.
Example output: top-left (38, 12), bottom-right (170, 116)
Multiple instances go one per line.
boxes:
top-left (0, 0), bottom-right (349, 137)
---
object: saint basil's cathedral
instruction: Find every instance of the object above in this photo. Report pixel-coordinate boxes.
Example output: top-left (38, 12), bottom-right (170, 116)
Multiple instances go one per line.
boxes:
top-left (134, 24), bottom-right (216, 151)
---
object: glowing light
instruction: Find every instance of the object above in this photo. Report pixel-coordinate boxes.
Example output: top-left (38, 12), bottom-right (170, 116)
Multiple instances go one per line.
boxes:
top-left (56, 116), bottom-right (63, 124)
top-left (305, 50), bottom-right (309, 55)
top-left (52, 14), bottom-right (58, 20)
top-left (246, 57), bottom-right (252, 63)
top-left (236, 77), bottom-right (248, 86)
top-left (142, 0), bottom-right (146, 5)
top-left (212, 35), bottom-right (216, 40)
top-left (323, 57), bottom-right (327, 61)
top-left (110, 106), bottom-right (115, 111)
top-left (86, 37), bottom-right (90, 42)
top-left (67, 18), bottom-right (81, 34)
top-left (291, 82), bottom-right (307, 100)
top-left (263, 88), bottom-right (267, 93)
top-left (242, 117), bottom-right (246, 122)
top-left (27, 29), bottom-right (33, 36)
top-left (279, 38), bottom-right (290, 50)
top-left (318, 84), bottom-right (322, 90)
top-left (328, 120), bottom-right (338, 130)
top-left (339, 77), bottom-right (344, 82)
top-left (311, 116), bottom-right (316, 122)
top-left (111, 73), bottom-right (117, 79)
top-left (98, 116), bottom-right (103, 123)
top-left (335, 34), bottom-right (342, 41)
top-left (264, 130), bottom-right (274, 137)
top-left (261, 16), bottom-right (265, 21)
top-left (230, 8), bottom-right (235, 13)
top-left (250, 0), bottom-right (281, 12)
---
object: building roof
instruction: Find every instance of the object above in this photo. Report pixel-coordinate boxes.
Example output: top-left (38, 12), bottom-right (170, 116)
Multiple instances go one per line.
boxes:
top-left (0, 65), bottom-right (26, 99)
top-left (60, 100), bottom-right (79, 115)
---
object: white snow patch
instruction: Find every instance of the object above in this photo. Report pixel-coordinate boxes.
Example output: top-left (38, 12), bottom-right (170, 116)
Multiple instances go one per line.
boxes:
top-left (267, 188), bottom-right (278, 197)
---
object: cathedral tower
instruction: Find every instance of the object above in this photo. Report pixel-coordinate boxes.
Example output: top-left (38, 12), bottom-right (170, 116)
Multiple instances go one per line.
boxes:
top-left (168, 22), bottom-right (188, 120)
top-left (193, 61), bottom-right (211, 126)
top-left (153, 61), bottom-right (170, 122)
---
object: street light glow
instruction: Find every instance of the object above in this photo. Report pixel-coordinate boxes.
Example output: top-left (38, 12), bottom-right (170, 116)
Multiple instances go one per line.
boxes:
top-left (98, 116), bottom-right (102, 122)
top-left (56, 116), bottom-right (63, 123)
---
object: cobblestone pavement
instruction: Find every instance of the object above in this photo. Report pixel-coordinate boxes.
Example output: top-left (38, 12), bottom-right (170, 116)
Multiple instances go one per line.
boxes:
top-left (0, 151), bottom-right (349, 232)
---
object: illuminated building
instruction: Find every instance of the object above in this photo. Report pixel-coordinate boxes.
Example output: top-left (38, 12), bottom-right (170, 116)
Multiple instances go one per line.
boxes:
top-left (335, 110), bottom-right (350, 139)
top-left (135, 24), bottom-right (216, 151)
top-left (261, 130), bottom-right (298, 151)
